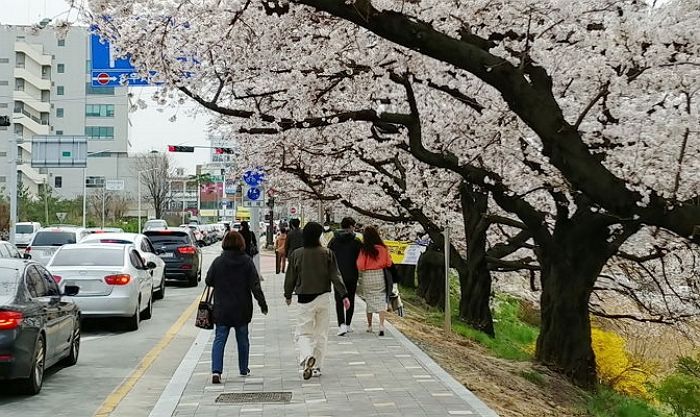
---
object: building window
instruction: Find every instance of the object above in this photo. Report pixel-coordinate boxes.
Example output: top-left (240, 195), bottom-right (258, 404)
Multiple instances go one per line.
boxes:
top-left (57, 86), bottom-right (64, 95)
top-left (0, 58), bottom-right (8, 64)
top-left (57, 39), bottom-right (65, 47)
top-left (56, 108), bottom-right (64, 118)
top-left (86, 176), bottom-right (105, 188)
top-left (86, 104), bottom-right (115, 117)
top-left (85, 83), bottom-right (114, 95)
top-left (0, 103), bottom-right (7, 108)
top-left (57, 63), bottom-right (65, 73)
top-left (0, 177), bottom-right (5, 183)
top-left (15, 79), bottom-right (24, 91)
top-left (56, 130), bottom-right (63, 135)
top-left (0, 126), bottom-right (6, 131)
top-left (0, 81), bottom-right (8, 86)
top-left (14, 124), bottom-right (22, 135)
top-left (85, 126), bottom-right (114, 140)
top-left (0, 152), bottom-right (6, 157)
top-left (54, 176), bottom-right (62, 188)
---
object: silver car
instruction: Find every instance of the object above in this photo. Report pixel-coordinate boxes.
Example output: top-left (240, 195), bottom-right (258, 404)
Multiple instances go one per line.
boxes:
top-left (24, 227), bottom-right (90, 266)
top-left (79, 233), bottom-right (167, 300)
top-left (46, 244), bottom-right (155, 331)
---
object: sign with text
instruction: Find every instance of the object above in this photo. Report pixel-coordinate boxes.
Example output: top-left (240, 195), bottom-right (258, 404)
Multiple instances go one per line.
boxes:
top-left (31, 136), bottom-right (87, 168)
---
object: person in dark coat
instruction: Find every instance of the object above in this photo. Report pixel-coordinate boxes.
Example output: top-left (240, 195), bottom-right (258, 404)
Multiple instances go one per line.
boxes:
top-left (328, 217), bottom-right (362, 336)
top-left (284, 218), bottom-right (304, 257)
top-left (206, 231), bottom-right (268, 383)
top-left (239, 221), bottom-right (258, 257)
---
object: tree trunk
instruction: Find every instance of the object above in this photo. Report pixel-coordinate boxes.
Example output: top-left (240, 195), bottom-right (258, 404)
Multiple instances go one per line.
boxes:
top-left (535, 212), bottom-right (613, 388)
top-left (459, 183), bottom-right (494, 336)
top-left (416, 248), bottom-right (445, 308)
top-left (396, 264), bottom-right (416, 288)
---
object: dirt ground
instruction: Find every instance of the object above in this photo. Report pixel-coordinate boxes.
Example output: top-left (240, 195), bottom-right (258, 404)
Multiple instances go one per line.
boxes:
top-left (389, 308), bottom-right (591, 417)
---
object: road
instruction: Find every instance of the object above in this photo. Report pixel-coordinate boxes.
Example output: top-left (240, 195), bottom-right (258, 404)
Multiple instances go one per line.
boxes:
top-left (0, 245), bottom-right (222, 417)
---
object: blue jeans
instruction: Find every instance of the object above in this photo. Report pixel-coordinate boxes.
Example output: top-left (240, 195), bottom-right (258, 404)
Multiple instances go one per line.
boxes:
top-left (212, 324), bottom-right (250, 375)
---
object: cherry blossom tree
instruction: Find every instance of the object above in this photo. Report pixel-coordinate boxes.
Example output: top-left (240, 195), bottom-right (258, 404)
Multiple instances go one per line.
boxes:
top-left (83, 0), bottom-right (700, 386)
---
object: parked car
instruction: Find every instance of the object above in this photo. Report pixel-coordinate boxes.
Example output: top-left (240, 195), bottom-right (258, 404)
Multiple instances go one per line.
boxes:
top-left (24, 227), bottom-right (90, 266)
top-left (0, 241), bottom-right (22, 259)
top-left (13, 222), bottom-right (41, 248)
top-left (46, 244), bottom-right (155, 331)
top-left (0, 259), bottom-right (81, 394)
top-left (179, 224), bottom-right (206, 246)
top-left (142, 219), bottom-right (168, 232)
top-left (79, 233), bottom-right (167, 300)
top-left (144, 229), bottom-right (202, 287)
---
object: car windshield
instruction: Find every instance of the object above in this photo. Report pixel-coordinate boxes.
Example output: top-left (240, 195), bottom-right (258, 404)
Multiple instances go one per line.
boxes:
top-left (144, 221), bottom-right (166, 228)
top-left (83, 238), bottom-right (134, 245)
top-left (32, 231), bottom-right (77, 246)
top-left (0, 267), bottom-right (20, 296)
top-left (51, 248), bottom-right (124, 267)
top-left (15, 225), bottom-right (34, 234)
top-left (144, 232), bottom-right (190, 245)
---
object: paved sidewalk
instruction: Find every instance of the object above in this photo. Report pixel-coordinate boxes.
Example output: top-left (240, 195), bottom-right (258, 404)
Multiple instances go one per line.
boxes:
top-left (152, 269), bottom-right (498, 417)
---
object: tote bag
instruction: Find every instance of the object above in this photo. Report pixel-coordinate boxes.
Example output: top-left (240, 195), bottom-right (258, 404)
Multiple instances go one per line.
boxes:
top-left (195, 286), bottom-right (214, 329)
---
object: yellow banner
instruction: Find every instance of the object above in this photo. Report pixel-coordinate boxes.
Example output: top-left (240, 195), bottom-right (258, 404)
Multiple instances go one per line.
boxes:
top-left (384, 240), bottom-right (426, 265)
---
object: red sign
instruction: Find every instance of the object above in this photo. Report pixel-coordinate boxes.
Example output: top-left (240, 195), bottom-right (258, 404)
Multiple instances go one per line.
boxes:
top-left (96, 72), bottom-right (111, 85)
top-left (289, 207), bottom-right (298, 215)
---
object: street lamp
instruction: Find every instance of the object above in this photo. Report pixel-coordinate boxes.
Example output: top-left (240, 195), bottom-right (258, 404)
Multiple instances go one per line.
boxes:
top-left (137, 167), bottom-right (159, 232)
top-left (83, 149), bottom-right (111, 228)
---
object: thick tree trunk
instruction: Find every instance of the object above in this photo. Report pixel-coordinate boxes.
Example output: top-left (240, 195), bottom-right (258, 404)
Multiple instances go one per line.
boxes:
top-left (535, 213), bottom-right (613, 388)
top-left (416, 248), bottom-right (445, 308)
top-left (459, 183), bottom-right (494, 336)
top-left (396, 264), bottom-right (416, 288)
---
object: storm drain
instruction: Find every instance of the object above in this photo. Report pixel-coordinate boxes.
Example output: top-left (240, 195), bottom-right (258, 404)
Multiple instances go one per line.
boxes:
top-left (215, 392), bottom-right (293, 404)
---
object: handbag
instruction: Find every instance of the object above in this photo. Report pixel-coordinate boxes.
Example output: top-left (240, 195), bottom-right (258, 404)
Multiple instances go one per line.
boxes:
top-left (194, 286), bottom-right (214, 329)
top-left (388, 284), bottom-right (405, 317)
top-left (249, 240), bottom-right (259, 257)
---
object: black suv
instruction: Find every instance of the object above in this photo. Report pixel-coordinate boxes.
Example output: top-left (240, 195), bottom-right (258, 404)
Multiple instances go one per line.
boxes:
top-left (144, 228), bottom-right (202, 286)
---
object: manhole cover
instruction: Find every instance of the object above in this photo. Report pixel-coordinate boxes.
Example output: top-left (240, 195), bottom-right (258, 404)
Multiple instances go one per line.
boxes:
top-left (215, 392), bottom-right (293, 404)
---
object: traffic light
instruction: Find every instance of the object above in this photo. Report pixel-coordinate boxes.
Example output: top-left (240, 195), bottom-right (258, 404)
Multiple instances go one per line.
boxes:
top-left (215, 147), bottom-right (235, 154)
top-left (0, 115), bottom-right (9, 127)
top-left (168, 145), bottom-right (195, 152)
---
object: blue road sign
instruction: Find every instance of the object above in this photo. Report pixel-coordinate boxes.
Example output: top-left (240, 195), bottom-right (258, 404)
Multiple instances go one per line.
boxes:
top-left (246, 187), bottom-right (262, 201)
top-left (90, 34), bottom-right (151, 87)
top-left (242, 168), bottom-right (265, 187)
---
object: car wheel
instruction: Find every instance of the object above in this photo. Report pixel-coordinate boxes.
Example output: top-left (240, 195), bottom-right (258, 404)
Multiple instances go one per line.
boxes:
top-left (125, 301), bottom-right (140, 331)
top-left (154, 272), bottom-right (165, 300)
top-left (141, 293), bottom-right (153, 320)
top-left (18, 334), bottom-right (45, 395)
top-left (188, 273), bottom-right (198, 287)
top-left (60, 318), bottom-right (80, 367)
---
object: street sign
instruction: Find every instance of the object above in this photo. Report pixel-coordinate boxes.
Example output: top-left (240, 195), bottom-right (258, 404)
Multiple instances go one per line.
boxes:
top-left (31, 136), bottom-right (88, 168)
top-left (56, 212), bottom-right (67, 222)
top-left (289, 206), bottom-right (299, 216)
top-left (105, 179), bottom-right (125, 191)
top-left (242, 168), bottom-right (265, 187)
top-left (246, 187), bottom-right (262, 201)
top-left (225, 179), bottom-right (237, 195)
top-left (242, 200), bottom-right (265, 208)
top-left (90, 34), bottom-right (151, 87)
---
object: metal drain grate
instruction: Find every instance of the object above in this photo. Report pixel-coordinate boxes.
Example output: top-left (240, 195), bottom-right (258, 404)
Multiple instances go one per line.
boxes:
top-left (215, 392), bottom-right (293, 404)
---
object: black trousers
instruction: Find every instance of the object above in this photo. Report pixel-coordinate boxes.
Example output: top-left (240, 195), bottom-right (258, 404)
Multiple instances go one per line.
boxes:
top-left (335, 278), bottom-right (358, 326)
top-left (275, 252), bottom-right (286, 274)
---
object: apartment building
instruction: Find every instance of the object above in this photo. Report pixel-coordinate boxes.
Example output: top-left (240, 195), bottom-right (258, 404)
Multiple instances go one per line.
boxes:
top-left (0, 24), bottom-right (136, 200)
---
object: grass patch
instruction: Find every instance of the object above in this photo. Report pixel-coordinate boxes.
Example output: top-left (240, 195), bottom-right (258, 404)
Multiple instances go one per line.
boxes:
top-left (399, 285), bottom-right (538, 361)
top-left (586, 387), bottom-right (669, 417)
top-left (519, 370), bottom-right (547, 386)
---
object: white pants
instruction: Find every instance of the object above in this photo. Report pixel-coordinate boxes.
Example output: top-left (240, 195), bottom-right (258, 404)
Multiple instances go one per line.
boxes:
top-left (295, 294), bottom-right (330, 368)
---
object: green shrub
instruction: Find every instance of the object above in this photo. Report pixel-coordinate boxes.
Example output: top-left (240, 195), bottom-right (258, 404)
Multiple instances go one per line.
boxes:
top-left (677, 354), bottom-right (700, 379)
top-left (519, 369), bottom-right (546, 386)
top-left (656, 373), bottom-right (700, 417)
top-left (587, 387), bottom-right (665, 417)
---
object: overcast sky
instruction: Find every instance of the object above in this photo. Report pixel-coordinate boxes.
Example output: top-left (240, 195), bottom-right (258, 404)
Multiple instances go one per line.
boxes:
top-left (0, 0), bottom-right (212, 174)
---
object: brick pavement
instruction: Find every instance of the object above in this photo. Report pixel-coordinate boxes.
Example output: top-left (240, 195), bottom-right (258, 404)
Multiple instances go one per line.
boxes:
top-left (154, 255), bottom-right (498, 417)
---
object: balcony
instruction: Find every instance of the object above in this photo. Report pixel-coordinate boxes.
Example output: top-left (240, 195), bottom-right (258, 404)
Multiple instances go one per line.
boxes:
top-left (14, 67), bottom-right (51, 91)
top-left (14, 42), bottom-right (52, 66)
top-left (14, 90), bottom-right (50, 113)
top-left (18, 163), bottom-right (47, 186)
top-left (13, 111), bottom-right (50, 136)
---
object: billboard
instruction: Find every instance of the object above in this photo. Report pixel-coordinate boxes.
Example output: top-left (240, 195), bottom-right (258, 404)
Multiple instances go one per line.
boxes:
top-left (31, 136), bottom-right (88, 168)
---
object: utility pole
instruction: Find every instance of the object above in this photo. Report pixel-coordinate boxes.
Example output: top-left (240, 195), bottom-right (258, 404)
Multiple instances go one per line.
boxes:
top-left (44, 177), bottom-right (49, 225)
top-left (444, 227), bottom-right (451, 336)
top-left (8, 135), bottom-right (17, 244)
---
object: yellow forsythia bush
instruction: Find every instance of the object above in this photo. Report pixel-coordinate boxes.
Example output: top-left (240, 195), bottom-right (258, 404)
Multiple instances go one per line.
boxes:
top-left (591, 328), bottom-right (655, 398)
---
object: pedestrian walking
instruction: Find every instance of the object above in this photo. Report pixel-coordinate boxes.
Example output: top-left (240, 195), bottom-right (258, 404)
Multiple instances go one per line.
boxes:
top-left (328, 217), bottom-right (362, 336)
top-left (240, 221), bottom-right (259, 258)
top-left (357, 226), bottom-right (393, 336)
top-left (284, 222), bottom-right (350, 380)
top-left (284, 218), bottom-right (303, 257)
top-left (320, 222), bottom-right (334, 247)
top-left (275, 227), bottom-right (288, 274)
top-left (205, 231), bottom-right (268, 383)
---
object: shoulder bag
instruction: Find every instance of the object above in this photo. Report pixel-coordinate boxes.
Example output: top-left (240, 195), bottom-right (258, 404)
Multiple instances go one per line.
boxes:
top-left (194, 286), bottom-right (215, 329)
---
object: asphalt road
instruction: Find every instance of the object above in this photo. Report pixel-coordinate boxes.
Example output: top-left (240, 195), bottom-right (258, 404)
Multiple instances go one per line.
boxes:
top-left (0, 245), bottom-right (222, 417)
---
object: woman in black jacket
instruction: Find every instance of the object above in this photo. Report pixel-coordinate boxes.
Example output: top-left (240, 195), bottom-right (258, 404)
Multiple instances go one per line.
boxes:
top-left (240, 221), bottom-right (258, 257)
top-left (206, 231), bottom-right (268, 383)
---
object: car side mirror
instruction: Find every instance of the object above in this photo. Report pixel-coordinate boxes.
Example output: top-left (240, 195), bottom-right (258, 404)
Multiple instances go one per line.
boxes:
top-left (146, 261), bottom-right (157, 269)
top-left (23, 253), bottom-right (31, 260)
top-left (63, 285), bottom-right (80, 297)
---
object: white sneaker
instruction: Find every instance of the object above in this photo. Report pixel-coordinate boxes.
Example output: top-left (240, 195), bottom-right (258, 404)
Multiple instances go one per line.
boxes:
top-left (337, 324), bottom-right (348, 336)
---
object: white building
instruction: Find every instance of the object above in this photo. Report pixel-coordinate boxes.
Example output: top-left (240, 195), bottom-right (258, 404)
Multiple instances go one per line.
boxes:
top-left (0, 24), bottom-right (136, 201)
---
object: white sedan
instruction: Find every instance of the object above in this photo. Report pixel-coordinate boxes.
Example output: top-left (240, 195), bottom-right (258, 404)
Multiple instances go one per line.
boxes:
top-left (47, 243), bottom-right (155, 331)
top-left (79, 233), bottom-right (167, 300)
